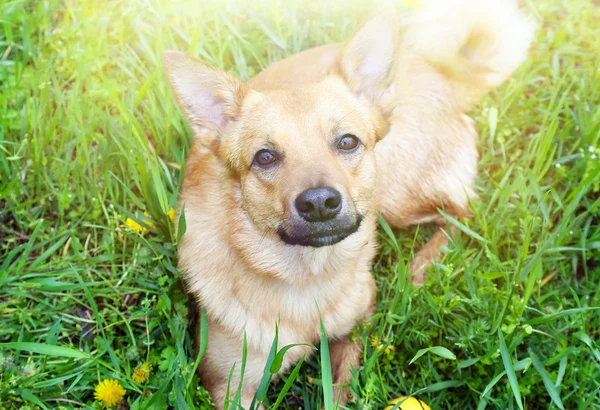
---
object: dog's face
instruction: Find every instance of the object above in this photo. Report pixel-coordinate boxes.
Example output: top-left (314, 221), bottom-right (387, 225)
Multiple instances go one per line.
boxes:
top-left (231, 81), bottom-right (383, 247)
top-left (165, 13), bottom-right (398, 247)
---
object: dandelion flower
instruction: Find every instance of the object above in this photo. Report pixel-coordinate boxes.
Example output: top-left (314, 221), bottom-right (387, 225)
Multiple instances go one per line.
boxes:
top-left (168, 208), bottom-right (175, 224)
top-left (94, 378), bottom-right (125, 407)
top-left (132, 362), bottom-right (153, 384)
top-left (384, 345), bottom-right (396, 355)
top-left (369, 335), bottom-right (380, 348)
top-left (125, 218), bottom-right (144, 233)
top-left (125, 212), bottom-right (156, 233)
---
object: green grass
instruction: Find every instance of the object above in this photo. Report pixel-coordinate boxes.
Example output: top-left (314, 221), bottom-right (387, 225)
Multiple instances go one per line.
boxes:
top-left (1, 0), bottom-right (599, 408)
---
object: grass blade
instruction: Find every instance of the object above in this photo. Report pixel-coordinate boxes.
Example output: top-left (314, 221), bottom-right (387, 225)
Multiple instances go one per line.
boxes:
top-left (525, 307), bottom-right (600, 326)
top-left (439, 210), bottom-right (486, 243)
top-left (0, 342), bottom-right (89, 359)
top-left (270, 343), bottom-right (315, 374)
top-left (224, 363), bottom-right (235, 410)
top-left (319, 317), bottom-right (334, 410)
top-left (232, 332), bottom-right (248, 408)
top-left (498, 331), bottom-right (523, 410)
top-left (250, 325), bottom-right (279, 410)
top-left (177, 204), bottom-right (187, 242)
top-left (481, 371), bottom-right (506, 399)
top-left (19, 390), bottom-right (49, 410)
top-left (409, 346), bottom-right (456, 365)
top-left (186, 308), bottom-right (209, 395)
top-left (271, 355), bottom-right (306, 409)
top-left (378, 215), bottom-right (400, 253)
top-left (421, 380), bottom-right (463, 392)
top-left (488, 106), bottom-right (498, 139)
top-left (530, 351), bottom-right (565, 409)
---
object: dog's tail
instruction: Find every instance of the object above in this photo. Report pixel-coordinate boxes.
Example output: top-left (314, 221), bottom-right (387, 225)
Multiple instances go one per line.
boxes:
top-left (400, 0), bottom-right (536, 110)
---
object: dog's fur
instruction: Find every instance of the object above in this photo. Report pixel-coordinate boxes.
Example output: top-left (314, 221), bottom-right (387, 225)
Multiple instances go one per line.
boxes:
top-left (164, 0), bottom-right (534, 408)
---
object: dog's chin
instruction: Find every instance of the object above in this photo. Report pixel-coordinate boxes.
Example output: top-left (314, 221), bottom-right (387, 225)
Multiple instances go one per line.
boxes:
top-left (277, 215), bottom-right (363, 248)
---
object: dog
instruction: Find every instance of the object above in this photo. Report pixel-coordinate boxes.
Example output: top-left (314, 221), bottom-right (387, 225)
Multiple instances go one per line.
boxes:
top-left (164, 0), bottom-right (534, 408)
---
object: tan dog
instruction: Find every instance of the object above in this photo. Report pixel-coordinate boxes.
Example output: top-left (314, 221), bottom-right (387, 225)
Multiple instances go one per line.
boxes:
top-left (165, 0), bottom-right (534, 408)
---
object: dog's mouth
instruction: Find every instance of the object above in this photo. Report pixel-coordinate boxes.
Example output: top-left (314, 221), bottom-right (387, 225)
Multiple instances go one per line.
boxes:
top-left (277, 215), bottom-right (363, 248)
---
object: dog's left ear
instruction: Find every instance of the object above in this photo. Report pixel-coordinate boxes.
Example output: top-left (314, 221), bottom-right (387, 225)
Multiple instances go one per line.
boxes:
top-left (339, 9), bottom-right (400, 115)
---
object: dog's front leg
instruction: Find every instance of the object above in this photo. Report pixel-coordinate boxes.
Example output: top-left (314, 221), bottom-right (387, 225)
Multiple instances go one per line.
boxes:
top-left (199, 336), bottom-right (266, 410)
top-left (205, 379), bottom-right (264, 410)
top-left (328, 334), bottom-right (363, 408)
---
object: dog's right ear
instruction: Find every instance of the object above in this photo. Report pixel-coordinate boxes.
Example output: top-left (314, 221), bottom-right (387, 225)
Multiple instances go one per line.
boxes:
top-left (164, 51), bottom-right (248, 151)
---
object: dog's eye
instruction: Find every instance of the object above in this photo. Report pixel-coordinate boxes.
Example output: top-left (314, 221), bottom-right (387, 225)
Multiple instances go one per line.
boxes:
top-left (254, 149), bottom-right (278, 167)
top-left (337, 134), bottom-right (360, 151)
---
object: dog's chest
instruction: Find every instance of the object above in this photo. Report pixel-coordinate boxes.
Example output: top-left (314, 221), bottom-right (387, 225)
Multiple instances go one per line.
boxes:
top-left (234, 269), bottom-right (373, 373)
top-left (233, 266), bottom-right (374, 352)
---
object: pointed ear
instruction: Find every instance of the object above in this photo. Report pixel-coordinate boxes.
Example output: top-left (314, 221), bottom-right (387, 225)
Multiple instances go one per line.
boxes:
top-left (339, 9), bottom-right (400, 115)
top-left (163, 51), bottom-right (248, 150)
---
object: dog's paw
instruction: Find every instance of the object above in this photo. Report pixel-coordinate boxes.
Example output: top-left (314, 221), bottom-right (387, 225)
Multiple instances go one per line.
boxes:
top-left (320, 386), bottom-right (354, 410)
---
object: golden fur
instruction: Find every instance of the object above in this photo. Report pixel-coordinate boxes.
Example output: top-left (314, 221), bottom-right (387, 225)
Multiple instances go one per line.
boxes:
top-left (164, 0), bottom-right (535, 408)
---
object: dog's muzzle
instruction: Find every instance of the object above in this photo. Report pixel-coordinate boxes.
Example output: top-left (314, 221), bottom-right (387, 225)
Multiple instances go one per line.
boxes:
top-left (277, 214), bottom-right (363, 248)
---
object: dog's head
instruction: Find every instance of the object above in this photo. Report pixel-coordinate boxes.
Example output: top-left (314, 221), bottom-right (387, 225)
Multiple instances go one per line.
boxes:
top-left (165, 14), bottom-right (399, 248)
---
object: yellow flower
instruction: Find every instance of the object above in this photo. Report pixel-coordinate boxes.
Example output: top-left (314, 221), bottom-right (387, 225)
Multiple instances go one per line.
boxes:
top-left (369, 335), bottom-right (380, 348)
top-left (94, 378), bottom-right (125, 407)
top-left (125, 218), bottom-right (144, 233)
top-left (142, 212), bottom-right (157, 230)
top-left (370, 335), bottom-right (395, 354)
top-left (125, 212), bottom-right (156, 233)
top-left (306, 375), bottom-right (314, 383)
top-left (168, 208), bottom-right (175, 224)
top-left (385, 396), bottom-right (431, 410)
top-left (132, 362), bottom-right (153, 384)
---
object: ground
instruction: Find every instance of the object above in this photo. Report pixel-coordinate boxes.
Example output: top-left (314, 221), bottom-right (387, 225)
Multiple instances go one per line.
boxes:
top-left (0, 0), bottom-right (599, 409)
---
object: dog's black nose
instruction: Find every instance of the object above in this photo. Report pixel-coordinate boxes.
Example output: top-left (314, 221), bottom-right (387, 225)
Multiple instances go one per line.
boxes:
top-left (295, 187), bottom-right (342, 222)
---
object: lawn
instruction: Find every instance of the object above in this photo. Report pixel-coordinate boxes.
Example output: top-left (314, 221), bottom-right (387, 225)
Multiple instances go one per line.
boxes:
top-left (1, 0), bottom-right (599, 408)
